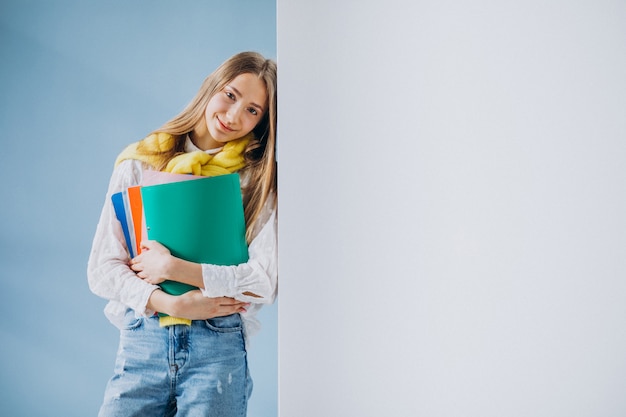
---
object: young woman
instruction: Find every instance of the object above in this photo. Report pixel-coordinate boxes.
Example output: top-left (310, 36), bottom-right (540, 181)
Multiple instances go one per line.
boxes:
top-left (87, 51), bottom-right (277, 417)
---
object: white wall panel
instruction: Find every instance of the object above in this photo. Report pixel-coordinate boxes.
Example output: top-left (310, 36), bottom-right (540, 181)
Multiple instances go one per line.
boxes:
top-left (277, 1), bottom-right (626, 416)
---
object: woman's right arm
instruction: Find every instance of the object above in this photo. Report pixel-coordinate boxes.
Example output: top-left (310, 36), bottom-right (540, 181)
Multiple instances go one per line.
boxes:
top-left (147, 289), bottom-right (250, 319)
top-left (87, 160), bottom-right (160, 316)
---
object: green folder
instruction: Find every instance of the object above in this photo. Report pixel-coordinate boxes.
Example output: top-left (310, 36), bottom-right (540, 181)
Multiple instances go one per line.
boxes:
top-left (140, 173), bottom-right (249, 296)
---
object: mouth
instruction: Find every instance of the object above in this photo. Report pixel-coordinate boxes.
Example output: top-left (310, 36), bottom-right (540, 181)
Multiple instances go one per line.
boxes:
top-left (217, 117), bottom-right (235, 132)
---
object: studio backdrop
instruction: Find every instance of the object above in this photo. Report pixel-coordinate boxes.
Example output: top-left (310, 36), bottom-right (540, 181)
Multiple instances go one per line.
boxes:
top-left (0, 1), bottom-right (277, 416)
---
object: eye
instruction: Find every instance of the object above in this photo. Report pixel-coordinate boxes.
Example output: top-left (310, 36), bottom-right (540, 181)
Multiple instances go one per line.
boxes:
top-left (247, 107), bottom-right (259, 116)
top-left (225, 91), bottom-right (236, 100)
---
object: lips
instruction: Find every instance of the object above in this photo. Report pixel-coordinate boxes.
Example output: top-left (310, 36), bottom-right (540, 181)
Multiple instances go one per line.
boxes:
top-left (217, 116), bottom-right (235, 133)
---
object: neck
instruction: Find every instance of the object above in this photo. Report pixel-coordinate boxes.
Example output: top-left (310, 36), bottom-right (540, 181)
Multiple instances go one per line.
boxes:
top-left (190, 124), bottom-right (221, 151)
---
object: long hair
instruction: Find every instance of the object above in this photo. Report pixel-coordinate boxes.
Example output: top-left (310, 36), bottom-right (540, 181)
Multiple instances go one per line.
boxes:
top-left (138, 51), bottom-right (277, 242)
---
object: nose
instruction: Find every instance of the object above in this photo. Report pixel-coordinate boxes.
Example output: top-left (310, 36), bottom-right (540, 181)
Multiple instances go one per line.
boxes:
top-left (224, 103), bottom-right (244, 126)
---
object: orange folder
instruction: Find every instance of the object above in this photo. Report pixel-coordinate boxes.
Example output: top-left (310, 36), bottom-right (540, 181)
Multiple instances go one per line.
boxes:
top-left (126, 185), bottom-right (144, 255)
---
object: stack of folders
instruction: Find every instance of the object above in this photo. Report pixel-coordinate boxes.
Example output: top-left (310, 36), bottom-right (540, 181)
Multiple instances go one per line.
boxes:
top-left (111, 171), bottom-right (249, 298)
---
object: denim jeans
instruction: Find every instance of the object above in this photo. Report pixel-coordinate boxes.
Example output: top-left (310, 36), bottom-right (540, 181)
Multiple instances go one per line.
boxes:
top-left (98, 311), bottom-right (252, 417)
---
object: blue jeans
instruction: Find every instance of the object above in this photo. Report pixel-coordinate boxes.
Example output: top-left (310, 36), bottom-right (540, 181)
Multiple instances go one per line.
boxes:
top-left (98, 311), bottom-right (252, 417)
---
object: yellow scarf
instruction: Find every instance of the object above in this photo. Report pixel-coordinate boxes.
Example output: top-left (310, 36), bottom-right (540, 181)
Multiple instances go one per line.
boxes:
top-left (116, 131), bottom-right (252, 176)
top-left (116, 131), bottom-right (251, 327)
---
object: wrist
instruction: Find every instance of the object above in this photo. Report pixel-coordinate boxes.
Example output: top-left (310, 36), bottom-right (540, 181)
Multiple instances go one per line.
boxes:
top-left (147, 289), bottom-right (177, 316)
top-left (167, 256), bottom-right (184, 282)
top-left (169, 257), bottom-right (204, 288)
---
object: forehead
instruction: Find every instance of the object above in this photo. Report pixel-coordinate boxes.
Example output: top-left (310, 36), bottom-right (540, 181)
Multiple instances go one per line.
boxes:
top-left (227, 73), bottom-right (268, 110)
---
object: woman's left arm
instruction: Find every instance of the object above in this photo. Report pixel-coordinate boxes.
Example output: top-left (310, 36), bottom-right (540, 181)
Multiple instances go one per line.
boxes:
top-left (131, 208), bottom-right (277, 304)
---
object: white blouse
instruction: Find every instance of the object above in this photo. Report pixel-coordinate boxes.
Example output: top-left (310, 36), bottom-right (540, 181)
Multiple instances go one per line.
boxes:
top-left (87, 152), bottom-right (278, 342)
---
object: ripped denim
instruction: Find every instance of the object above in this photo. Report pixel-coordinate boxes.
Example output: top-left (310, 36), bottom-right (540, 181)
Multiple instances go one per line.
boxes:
top-left (98, 310), bottom-right (252, 417)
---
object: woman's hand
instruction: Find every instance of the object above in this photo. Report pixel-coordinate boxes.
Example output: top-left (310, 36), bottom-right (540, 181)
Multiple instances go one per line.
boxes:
top-left (131, 240), bottom-right (204, 288)
top-left (175, 290), bottom-right (250, 319)
top-left (130, 240), bottom-right (173, 285)
top-left (148, 289), bottom-right (249, 320)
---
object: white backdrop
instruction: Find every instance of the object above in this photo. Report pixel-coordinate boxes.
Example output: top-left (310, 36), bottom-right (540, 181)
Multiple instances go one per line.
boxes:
top-left (277, 1), bottom-right (626, 416)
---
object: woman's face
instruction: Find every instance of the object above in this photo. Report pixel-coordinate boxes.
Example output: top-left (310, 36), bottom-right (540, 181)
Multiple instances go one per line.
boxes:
top-left (199, 73), bottom-right (267, 149)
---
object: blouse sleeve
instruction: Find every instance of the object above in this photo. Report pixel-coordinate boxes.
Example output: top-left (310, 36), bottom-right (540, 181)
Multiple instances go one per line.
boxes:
top-left (87, 160), bottom-right (159, 316)
top-left (200, 197), bottom-right (278, 304)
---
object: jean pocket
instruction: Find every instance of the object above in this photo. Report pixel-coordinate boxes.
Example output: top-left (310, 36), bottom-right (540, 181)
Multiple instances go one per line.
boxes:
top-left (121, 309), bottom-right (144, 331)
top-left (204, 314), bottom-right (242, 333)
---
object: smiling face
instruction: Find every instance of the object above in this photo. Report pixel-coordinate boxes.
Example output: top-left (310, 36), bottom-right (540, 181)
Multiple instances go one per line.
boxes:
top-left (192, 73), bottom-right (268, 150)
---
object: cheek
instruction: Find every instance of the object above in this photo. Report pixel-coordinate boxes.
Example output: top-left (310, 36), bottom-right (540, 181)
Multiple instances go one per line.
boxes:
top-left (242, 116), bottom-right (260, 133)
top-left (203, 103), bottom-right (214, 122)
top-left (205, 96), bottom-right (226, 116)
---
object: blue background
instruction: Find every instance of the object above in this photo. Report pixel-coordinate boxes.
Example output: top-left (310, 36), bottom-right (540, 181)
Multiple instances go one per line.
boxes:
top-left (0, 1), bottom-right (277, 416)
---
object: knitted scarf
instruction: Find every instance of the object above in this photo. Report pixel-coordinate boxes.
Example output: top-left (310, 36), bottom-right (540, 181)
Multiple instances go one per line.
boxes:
top-left (115, 131), bottom-right (252, 327)
top-left (115, 131), bottom-right (252, 175)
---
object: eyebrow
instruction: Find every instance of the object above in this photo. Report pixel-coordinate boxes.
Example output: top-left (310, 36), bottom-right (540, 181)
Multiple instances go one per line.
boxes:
top-left (228, 85), bottom-right (265, 113)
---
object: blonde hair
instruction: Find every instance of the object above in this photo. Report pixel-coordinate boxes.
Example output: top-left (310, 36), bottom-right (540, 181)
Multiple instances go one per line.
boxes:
top-left (138, 51), bottom-right (277, 242)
